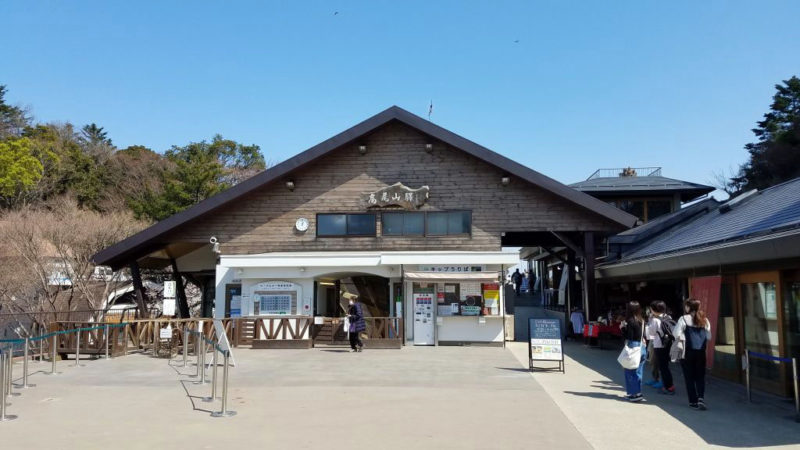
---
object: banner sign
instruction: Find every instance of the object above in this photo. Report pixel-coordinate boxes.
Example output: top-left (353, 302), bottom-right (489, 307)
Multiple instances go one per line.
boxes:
top-left (528, 318), bottom-right (565, 373)
top-left (164, 280), bottom-right (176, 299)
top-left (689, 276), bottom-right (721, 369)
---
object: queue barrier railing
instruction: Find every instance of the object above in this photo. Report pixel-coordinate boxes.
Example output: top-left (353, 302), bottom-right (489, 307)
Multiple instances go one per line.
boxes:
top-left (184, 328), bottom-right (236, 418)
top-left (0, 323), bottom-right (127, 422)
top-left (745, 349), bottom-right (799, 423)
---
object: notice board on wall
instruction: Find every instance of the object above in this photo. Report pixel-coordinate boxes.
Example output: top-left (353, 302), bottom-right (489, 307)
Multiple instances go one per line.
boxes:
top-left (528, 318), bottom-right (565, 373)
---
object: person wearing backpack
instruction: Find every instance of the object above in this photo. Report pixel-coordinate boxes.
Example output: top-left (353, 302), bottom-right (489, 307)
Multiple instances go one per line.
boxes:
top-left (620, 301), bottom-right (647, 402)
top-left (646, 300), bottom-right (676, 395)
top-left (673, 298), bottom-right (712, 410)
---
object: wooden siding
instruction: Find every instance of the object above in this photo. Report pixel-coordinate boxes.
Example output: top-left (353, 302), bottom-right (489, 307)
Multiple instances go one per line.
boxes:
top-left (165, 122), bottom-right (623, 254)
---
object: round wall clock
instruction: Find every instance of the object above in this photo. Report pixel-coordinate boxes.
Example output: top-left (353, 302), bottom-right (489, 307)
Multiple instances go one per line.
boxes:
top-left (295, 217), bottom-right (309, 232)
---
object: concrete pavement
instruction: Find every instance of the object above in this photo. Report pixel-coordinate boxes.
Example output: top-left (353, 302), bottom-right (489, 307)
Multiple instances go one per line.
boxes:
top-left (1, 345), bottom-right (589, 449)
top-left (507, 340), bottom-right (800, 449)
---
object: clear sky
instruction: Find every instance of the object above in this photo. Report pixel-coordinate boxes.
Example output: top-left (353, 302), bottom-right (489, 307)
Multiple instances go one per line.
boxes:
top-left (3, 1), bottom-right (799, 197)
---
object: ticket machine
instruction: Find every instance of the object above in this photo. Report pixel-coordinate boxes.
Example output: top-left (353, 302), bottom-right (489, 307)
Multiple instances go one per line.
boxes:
top-left (413, 293), bottom-right (434, 345)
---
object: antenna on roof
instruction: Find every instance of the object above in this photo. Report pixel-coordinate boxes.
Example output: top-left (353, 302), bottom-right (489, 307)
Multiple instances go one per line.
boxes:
top-left (428, 100), bottom-right (433, 121)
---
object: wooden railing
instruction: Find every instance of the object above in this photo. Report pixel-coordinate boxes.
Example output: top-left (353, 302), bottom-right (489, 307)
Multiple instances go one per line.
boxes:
top-left (51, 315), bottom-right (403, 353)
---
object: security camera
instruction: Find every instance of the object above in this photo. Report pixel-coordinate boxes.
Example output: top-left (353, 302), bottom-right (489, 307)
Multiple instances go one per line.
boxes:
top-left (210, 236), bottom-right (220, 254)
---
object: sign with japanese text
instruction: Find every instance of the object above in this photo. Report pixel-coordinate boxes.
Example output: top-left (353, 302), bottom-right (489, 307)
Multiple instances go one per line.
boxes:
top-left (361, 183), bottom-right (430, 209)
top-left (529, 318), bottom-right (564, 367)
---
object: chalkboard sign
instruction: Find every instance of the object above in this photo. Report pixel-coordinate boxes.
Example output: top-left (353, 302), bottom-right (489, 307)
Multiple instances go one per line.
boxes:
top-left (528, 318), bottom-right (565, 373)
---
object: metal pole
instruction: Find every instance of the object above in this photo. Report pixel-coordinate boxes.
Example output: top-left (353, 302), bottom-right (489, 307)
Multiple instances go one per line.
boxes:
top-left (7, 346), bottom-right (19, 398)
top-left (193, 333), bottom-right (201, 378)
top-left (211, 350), bottom-right (236, 417)
top-left (104, 324), bottom-right (110, 359)
top-left (196, 340), bottom-right (208, 384)
top-left (75, 329), bottom-right (82, 367)
top-left (39, 338), bottom-right (44, 362)
top-left (792, 357), bottom-right (799, 423)
top-left (22, 338), bottom-right (34, 388)
top-left (745, 350), bottom-right (751, 403)
top-left (183, 327), bottom-right (188, 367)
top-left (153, 322), bottom-right (158, 357)
top-left (124, 324), bottom-right (129, 356)
top-left (1, 351), bottom-right (18, 422)
top-left (48, 334), bottom-right (58, 375)
top-left (203, 346), bottom-right (218, 402)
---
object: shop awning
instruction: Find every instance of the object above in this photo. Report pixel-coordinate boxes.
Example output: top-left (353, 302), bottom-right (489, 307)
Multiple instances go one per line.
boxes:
top-left (403, 271), bottom-right (500, 282)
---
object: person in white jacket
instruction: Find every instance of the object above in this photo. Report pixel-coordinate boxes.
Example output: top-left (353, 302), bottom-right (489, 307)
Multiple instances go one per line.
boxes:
top-left (672, 299), bottom-right (712, 410)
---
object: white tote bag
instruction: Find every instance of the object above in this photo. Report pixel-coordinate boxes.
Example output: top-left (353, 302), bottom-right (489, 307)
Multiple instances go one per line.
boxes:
top-left (617, 321), bottom-right (644, 370)
top-left (343, 316), bottom-right (350, 337)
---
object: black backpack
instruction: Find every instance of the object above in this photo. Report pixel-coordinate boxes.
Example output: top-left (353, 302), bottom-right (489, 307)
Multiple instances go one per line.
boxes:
top-left (658, 315), bottom-right (676, 346)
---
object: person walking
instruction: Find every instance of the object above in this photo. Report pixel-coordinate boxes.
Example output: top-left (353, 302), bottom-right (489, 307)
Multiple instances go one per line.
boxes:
top-left (512, 269), bottom-right (522, 296)
top-left (347, 295), bottom-right (366, 352)
top-left (673, 298), bottom-right (711, 410)
top-left (620, 301), bottom-right (647, 402)
top-left (646, 301), bottom-right (676, 395)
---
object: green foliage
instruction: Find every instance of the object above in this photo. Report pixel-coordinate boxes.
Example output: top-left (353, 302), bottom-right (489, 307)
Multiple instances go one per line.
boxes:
top-left (0, 85), bottom-right (31, 138)
top-left (729, 76), bottom-right (800, 194)
top-left (1, 83), bottom-right (267, 220)
top-left (0, 138), bottom-right (43, 203)
top-left (132, 135), bottom-right (266, 221)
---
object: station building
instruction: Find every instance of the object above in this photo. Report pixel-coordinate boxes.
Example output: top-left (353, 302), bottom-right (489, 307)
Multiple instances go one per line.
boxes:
top-left (93, 106), bottom-right (636, 347)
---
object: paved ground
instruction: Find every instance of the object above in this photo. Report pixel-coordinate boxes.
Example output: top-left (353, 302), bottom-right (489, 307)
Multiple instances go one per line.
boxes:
top-left (507, 341), bottom-right (800, 449)
top-left (1, 345), bottom-right (589, 449)
top-left (3, 335), bottom-right (800, 449)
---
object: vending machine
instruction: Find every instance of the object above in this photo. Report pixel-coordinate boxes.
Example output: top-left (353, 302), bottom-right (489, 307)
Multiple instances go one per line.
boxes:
top-left (413, 292), bottom-right (435, 345)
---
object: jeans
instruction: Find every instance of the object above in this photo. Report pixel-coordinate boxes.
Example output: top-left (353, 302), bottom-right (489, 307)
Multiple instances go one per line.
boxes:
top-left (681, 349), bottom-right (706, 403)
top-left (655, 346), bottom-right (674, 389)
top-left (624, 340), bottom-right (647, 396)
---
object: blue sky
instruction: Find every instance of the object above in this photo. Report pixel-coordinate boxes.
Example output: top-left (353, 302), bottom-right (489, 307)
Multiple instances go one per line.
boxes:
top-left (3, 1), bottom-right (799, 197)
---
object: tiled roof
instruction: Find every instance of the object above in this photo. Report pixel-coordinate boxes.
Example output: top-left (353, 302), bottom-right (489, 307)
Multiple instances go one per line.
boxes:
top-left (612, 177), bottom-right (800, 262)
top-left (570, 175), bottom-right (714, 194)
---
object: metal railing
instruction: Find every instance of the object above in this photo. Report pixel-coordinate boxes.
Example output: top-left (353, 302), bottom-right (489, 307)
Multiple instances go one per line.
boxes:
top-left (0, 322), bottom-right (127, 422)
top-left (745, 349), bottom-right (799, 423)
top-left (185, 328), bottom-right (236, 418)
top-left (586, 167), bottom-right (662, 180)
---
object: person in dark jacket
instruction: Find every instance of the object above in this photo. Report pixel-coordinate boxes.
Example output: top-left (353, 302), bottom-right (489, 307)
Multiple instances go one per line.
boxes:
top-left (347, 295), bottom-right (366, 352)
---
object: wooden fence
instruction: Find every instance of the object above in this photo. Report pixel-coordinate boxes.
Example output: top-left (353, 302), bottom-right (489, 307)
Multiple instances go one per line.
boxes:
top-left (48, 315), bottom-right (403, 356)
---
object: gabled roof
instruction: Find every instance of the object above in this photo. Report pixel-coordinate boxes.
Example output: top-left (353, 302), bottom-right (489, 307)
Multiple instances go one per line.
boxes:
top-left (570, 175), bottom-right (714, 202)
top-left (599, 177), bottom-right (800, 276)
top-left (93, 106), bottom-right (637, 268)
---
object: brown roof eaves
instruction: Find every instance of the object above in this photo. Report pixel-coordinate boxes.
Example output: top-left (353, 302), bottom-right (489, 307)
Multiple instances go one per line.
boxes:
top-left (93, 106), bottom-right (637, 268)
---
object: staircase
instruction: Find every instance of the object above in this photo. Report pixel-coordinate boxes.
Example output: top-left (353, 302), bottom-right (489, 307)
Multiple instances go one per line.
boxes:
top-left (312, 318), bottom-right (349, 347)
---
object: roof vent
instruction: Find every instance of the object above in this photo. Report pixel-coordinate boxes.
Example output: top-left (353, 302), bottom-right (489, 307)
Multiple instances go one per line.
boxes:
top-left (719, 189), bottom-right (758, 214)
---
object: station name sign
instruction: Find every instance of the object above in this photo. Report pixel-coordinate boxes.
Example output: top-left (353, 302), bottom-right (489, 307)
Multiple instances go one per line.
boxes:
top-left (361, 183), bottom-right (430, 209)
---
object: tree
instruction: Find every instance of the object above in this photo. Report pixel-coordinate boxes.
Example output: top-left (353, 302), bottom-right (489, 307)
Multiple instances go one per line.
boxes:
top-left (0, 85), bottom-right (31, 138)
top-left (80, 123), bottom-right (112, 146)
top-left (132, 135), bottom-right (266, 221)
top-left (729, 76), bottom-right (800, 194)
top-left (0, 138), bottom-right (44, 207)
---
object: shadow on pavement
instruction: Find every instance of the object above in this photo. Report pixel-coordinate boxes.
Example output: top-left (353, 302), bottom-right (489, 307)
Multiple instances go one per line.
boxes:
top-left (563, 341), bottom-right (800, 447)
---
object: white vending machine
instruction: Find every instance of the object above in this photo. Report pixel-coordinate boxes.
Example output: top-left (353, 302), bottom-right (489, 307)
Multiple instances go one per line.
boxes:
top-left (413, 293), bottom-right (435, 345)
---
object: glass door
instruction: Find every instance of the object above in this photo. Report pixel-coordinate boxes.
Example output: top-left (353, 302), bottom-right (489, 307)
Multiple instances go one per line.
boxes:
top-left (739, 271), bottom-right (785, 395)
top-left (782, 271), bottom-right (800, 396)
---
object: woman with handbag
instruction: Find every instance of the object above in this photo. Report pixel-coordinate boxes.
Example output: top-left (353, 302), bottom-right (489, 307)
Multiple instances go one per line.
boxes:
top-left (619, 301), bottom-right (647, 402)
top-left (673, 298), bottom-right (712, 410)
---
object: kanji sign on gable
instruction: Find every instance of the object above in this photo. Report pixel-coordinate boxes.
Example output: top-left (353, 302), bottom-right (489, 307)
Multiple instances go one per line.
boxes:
top-left (361, 182), bottom-right (430, 209)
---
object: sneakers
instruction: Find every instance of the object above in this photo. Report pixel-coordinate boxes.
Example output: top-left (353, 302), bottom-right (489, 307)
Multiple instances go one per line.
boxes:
top-left (659, 386), bottom-right (676, 395)
top-left (651, 381), bottom-right (664, 389)
top-left (698, 398), bottom-right (707, 410)
top-left (689, 403), bottom-right (700, 410)
top-left (628, 394), bottom-right (644, 402)
top-left (644, 380), bottom-right (657, 386)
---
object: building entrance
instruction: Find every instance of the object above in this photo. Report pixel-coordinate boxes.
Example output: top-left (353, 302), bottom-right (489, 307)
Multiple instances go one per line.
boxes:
top-left (313, 273), bottom-right (391, 345)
